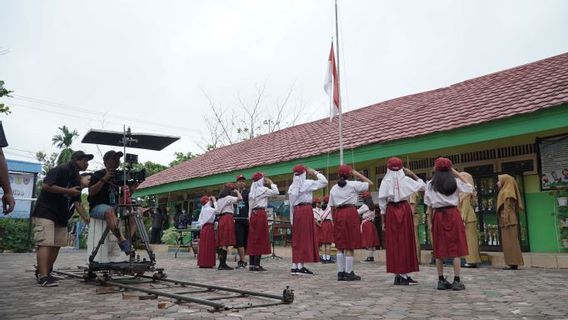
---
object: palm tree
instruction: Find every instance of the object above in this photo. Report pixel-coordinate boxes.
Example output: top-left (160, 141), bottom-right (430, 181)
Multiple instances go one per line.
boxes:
top-left (52, 125), bottom-right (79, 165)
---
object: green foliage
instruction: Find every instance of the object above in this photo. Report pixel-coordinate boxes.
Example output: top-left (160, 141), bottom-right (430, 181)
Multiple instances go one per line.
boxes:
top-left (0, 218), bottom-right (32, 252)
top-left (160, 227), bottom-right (179, 245)
top-left (133, 161), bottom-right (168, 177)
top-left (51, 125), bottom-right (79, 165)
top-left (0, 80), bottom-right (13, 116)
top-left (169, 152), bottom-right (197, 167)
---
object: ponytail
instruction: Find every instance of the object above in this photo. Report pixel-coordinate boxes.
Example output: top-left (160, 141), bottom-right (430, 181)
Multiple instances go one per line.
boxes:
top-left (338, 176), bottom-right (347, 187)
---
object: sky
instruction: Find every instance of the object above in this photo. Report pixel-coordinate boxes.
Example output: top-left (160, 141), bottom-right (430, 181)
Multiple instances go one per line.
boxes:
top-left (1, 0), bottom-right (567, 170)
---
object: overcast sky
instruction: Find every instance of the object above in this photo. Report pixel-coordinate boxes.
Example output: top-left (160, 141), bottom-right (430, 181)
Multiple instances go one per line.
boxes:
top-left (1, 0), bottom-right (567, 170)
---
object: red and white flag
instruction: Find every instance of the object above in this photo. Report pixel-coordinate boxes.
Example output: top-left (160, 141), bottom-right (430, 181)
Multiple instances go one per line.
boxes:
top-left (324, 42), bottom-right (340, 120)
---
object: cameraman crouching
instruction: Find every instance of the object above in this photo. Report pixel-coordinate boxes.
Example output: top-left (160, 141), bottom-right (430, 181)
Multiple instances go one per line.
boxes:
top-left (88, 150), bottom-right (136, 254)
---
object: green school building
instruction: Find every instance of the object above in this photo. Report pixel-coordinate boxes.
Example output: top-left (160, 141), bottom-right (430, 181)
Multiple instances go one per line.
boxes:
top-left (136, 53), bottom-right (568, 264)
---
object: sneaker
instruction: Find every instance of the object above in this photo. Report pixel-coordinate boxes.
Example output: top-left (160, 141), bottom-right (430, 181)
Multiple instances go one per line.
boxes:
top-left (291, 268), bottom-right (299, 275)
top-left (255, 266), bottom-right (267, 272)
top-left (406, 277), bottom-right (418, 285)
top-left (218, 264), bottom-right (234, 270)
top-left (344, 271), bottom-right (361, 281)
top-left (37, 276), bottom-right (58, 287)
top-left (337, 272), bottom-right (346, 281)
top-left (393, 275), bottom-right (402, 285)
top-left (236, 261), bottom-right (246, 269)
top-left (362, 257), bottom-right (373, 263)
top-left (298, 267), bottom-right (313, 275)
top-left (437, 278), bottom-right (452, 290)
top-left (249, 266), bottom-right (256, 272)
top-left (398, 276), bottom-right (410, 285)
top-left (118, 239), bottom-right (132, 254)
top-left (452, 280), bottom-right (465, 291)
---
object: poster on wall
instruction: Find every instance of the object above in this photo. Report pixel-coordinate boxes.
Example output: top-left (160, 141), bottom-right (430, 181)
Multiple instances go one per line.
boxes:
top-left (0, 172), bottom-right (35, 219)
top-left (538, 134), bottom-right (568, 190)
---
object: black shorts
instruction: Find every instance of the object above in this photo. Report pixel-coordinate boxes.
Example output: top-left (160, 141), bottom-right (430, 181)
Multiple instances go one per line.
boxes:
top-left (234, 219), bottom-right (249, 248)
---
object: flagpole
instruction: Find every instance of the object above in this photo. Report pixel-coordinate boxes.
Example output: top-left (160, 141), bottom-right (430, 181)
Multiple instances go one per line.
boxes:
top-left (334, 0), bottom-right (344, 165)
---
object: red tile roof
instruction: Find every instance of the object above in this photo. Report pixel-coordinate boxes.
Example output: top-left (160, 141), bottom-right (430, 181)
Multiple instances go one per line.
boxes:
top-left (140, 52), bottom-right (568, 190)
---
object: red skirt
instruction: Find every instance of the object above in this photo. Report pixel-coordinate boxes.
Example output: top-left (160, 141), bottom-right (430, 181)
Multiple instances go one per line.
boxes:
top-left (319, 220), bottom-right (334, 244)
top-left (333, 206), bottom-right (362, 250)
top-left (361, 220), bottom-right (380, 248)
top-left (292, 204), bottom-right (320, 263)
top-left (217, 214), bottom-right (236, 246)
top-left (197, 223), bottom-right (216, 268)
top-left (246, 208), bottom-right (271, 256)
top-left (432, 206), bottom-right (468, 259)
top-left (385, 201), bottom-right (419, 274)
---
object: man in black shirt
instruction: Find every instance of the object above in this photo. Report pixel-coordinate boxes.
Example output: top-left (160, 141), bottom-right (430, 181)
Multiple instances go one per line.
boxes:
top-left (0, 121), bottom-right (15, 214)
top-left (234, 174), bottom-right (250, 269)
top-left (88, 150), bottom-right (133, 254)
top-left (32, 150), bottom-right (92, 287)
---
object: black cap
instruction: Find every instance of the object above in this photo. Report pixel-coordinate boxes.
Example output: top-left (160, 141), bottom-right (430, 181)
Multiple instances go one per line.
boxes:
top-left (71, 150), bottom-right (94, 161)
top-left (103, 150), bottom-right (124, 161)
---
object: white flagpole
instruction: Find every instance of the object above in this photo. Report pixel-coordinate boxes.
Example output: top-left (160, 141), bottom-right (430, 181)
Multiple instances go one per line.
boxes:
top-left (334, 0), bottom-right (344, 165)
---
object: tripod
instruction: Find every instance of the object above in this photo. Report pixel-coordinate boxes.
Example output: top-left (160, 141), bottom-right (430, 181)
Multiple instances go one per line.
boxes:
top-left (264, 211), bottom-right (284, 260)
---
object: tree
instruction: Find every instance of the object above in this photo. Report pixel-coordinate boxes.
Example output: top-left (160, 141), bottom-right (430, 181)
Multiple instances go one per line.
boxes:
top-left (201, 83), bottom-right (303, 151)
top-left (36, 151), bottom-right (58, 176)
top-left (0, 80), bottom-right (13, 116)
top-left (51, 125), bottom-right (79, 165)
top-left (133, 161), bottom-right (168, 177)
top-left (169, 152), bottom-right (197, 167)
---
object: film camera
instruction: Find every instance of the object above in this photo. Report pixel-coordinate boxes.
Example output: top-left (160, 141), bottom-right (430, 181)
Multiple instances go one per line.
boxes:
top-left (111, 153), bottom-right (146, 185)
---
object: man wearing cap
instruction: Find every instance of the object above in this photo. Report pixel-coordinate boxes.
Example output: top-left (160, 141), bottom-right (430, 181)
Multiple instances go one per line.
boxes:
top-left (32, 150), bottom-right (92, 287)
top-left (88, 150), bottom-right (133, 254)
top-left (234, 174), bottom-right (250, 269)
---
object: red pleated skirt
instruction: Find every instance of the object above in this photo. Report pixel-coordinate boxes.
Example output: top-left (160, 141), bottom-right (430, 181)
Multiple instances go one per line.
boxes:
top-left (217, 214), bottom-right (236, 246)
top-left (432, 206), bottom-right (469, 259)
top-left (319, 220), bottom-right (334, 244)
top-left (361, 220), bottom-right (380, 248)
top-left (197, 223), bottom-right (216, 268)
top-left (385, 201), bottom-right (419, 274)
top-left (291, 204), bottom-right (320, 263)
top-left (333, 206), bottom-right (362, 250)
top-left (246, 208), bottom-right (272, 256)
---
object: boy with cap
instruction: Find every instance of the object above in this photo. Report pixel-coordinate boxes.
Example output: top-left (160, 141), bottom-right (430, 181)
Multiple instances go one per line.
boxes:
top-left (32, 150), bottom-right (93, 286)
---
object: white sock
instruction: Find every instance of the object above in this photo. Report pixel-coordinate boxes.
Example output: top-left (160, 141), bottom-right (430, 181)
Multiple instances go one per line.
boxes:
top-left (325, 254), bottom-right (330, 260)
top-left (400, 273), bottom-right (408, 279)
top-left (336, 253), bottom-right (345, 272)
top-left (297, 263), bottom-right (303, 269)
top-left (292, 263), bottom-right (297, 269)
top-left (345, 256), bottom-right (354, 273)
top-left (367, 250), bottom-right (374, 258)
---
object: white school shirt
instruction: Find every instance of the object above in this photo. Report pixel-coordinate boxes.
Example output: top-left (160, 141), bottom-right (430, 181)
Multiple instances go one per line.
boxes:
top-left (288, 172), bottom-right (328, 206)
top-left (378, 169), bottom-right (426, 214)
top-left (249, 184), bottom-right (279, 209)
top-left (313, 207), bottom-right (323, 221)
top-left (319, 206), bottom-right (333, 221)
top-left (197, 202), bottom-right (216, 226)
top-left (358, 204), bottom-right (375, 222)
top-left (215, 196), bottom-right (239, 214)
top-left (424, 179), bottom-right (474, 208)
top-left (328, 181), bottom-right (369, 207)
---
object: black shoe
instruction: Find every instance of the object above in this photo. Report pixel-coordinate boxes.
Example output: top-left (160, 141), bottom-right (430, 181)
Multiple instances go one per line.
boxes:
top-left (236, 261), bottom-right (247, 269)
top-left (502, 265), bottom-right (518, 270)
top-left (463, 263), bottom-right (478, 268)
top-left (249, 266), bottom-right (256, 272)
top-left (337, 272), bottom-right (346, 281)
top-left (398, 277), bottom-right (410, 286)
top-left (363, 257), bottom-right (373, 263)
top-left (393, 275), bottom-right (402, 285)
top-left (406, 277), bottom-right (418, 285)
top-left (218, 264), bottom-right (234, 270)
top-left (291, 268), bottom-right (299, 275)
top-left (37, 276), bottom-right (58, 287)
top-left (255, 266), bottom-right (267, 272)
top-left (298, 267), bottom-right (313, 275)
top-left (437, 278), bottom-right (452, 290)
top-left (344, 271), bottom-right (361, 281)
top-left (452, 280), bottom-right (465, 291)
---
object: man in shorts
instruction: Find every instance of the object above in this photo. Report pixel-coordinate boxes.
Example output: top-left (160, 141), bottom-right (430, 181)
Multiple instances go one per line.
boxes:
top-left (32, 150), bottom-right (92, 287)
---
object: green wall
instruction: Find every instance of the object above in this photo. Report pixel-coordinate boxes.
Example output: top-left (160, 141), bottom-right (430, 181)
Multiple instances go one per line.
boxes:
top-left (525, 192), bottom-right (559, 252)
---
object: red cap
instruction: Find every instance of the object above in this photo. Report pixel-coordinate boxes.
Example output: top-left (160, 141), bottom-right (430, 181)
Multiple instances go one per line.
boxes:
top-left (236, 174), bottom-right (246, 181)
top-left (361, 191), bottom-right (371, 199)
top-left (323, 195), bottom-right (330, 203)
top-left (225, 182), bottom-right (237, 190)
top-left (293, 164), bottom-right (306, 175)
top-left (200, 196), bottom-right (209, 205)
top-left (434, 157), bottom-right (453, 171)
top-left (387, 157), bottom-right (404, 171)
top-left (312, 197), bottom-right (321, 203)
top-left (338, 165), bottom-right (352, 177)
top-left (252, 172), bottom-right (264, 181)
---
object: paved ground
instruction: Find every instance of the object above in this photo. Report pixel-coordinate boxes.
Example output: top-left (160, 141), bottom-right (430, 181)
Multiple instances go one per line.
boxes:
top-left (1, 248), bottom-right (568, 320)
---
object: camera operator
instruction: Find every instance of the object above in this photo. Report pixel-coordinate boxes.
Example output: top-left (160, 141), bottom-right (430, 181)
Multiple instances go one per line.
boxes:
top-left (88, 150), bottom-right (135, 254)
top-left (32, 150), bottom-right (93, 287)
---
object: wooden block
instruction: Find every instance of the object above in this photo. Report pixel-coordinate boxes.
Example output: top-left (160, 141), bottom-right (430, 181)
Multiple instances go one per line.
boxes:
top-left (122, 292), bottom-right (141, 300)
top-left (96, 287), bottom-right (119, 295)
top-left (158, 301), bottom-right (175, 309)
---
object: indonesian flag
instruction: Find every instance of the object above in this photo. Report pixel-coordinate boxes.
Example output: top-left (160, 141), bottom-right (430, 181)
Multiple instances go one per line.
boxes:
top-left (324, 42), bottom-right (340, 120)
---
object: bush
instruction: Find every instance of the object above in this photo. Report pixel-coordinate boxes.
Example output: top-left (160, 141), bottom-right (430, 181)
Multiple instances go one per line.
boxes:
top-left (0, 218), bottom-right (33, 252)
